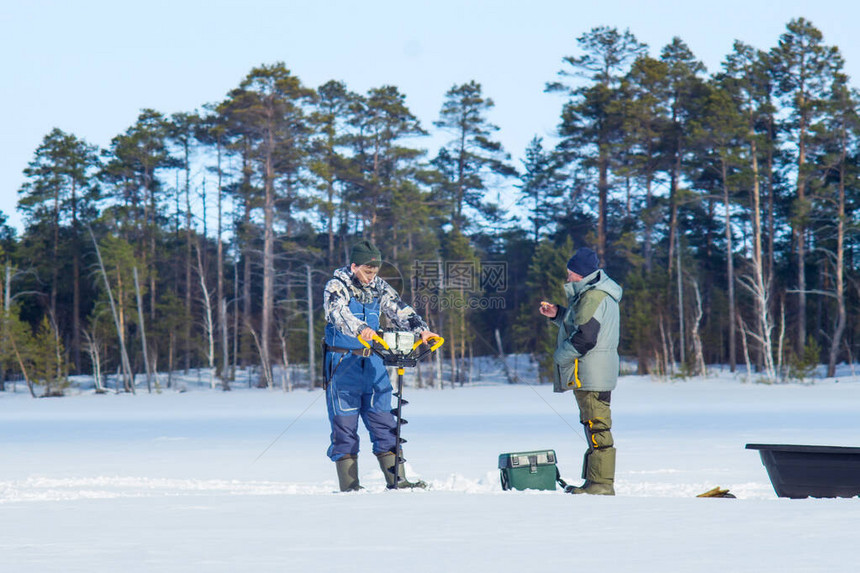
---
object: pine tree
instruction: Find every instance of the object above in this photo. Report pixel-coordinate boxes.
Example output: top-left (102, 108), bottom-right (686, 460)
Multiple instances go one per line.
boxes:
top-left (615, 55), bottom-right (670, 272)
top-left (518, 137), bottom-right (564, 243)
top-left (214, 96), bottom-right (260, 370)
top-left (18, 128), bottom-right (100, 373)
top-left (309, 80), bottom-right (357, 266)
top-left (547, 26), bottom-right (646, 261)
top-left (30, 315), bottom-right (69, 397)
top-left (512, 238), bottom-right (571, 382)
top-left (217, 63), bottom-right (315, 388)
top-left (433, 80), bottom-right (514, 233)
top-left (658, 37), bottom-right (708, 366)
top-left (659, 38), bottom-right (707, 271)
top-left (168, 111), bottom-right (203, 371)
top-left (771, 18), bottom-right (843, 354)
top-left (620, 269), bottom-right (670, 375)
top-left (812, 72), bottom-right (858, 376)
top-left (688, 82), bottom-right (748, 371)
top-left (0, 304), bottom-right (38, 397)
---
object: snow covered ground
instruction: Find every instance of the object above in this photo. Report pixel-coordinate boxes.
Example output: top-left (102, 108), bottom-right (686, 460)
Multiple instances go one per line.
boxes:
top-left (2, 359), bottom-right (859, 572)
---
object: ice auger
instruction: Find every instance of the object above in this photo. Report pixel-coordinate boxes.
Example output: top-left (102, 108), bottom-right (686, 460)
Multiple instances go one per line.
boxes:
top-left (359, 330), bottom-right (444, 489)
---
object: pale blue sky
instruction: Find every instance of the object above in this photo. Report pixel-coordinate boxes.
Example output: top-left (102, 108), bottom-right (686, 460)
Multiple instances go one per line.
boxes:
top-left (2, 0), bottom-right (858, 232)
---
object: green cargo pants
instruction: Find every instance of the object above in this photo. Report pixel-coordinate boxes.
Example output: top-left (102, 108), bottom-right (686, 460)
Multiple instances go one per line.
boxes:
top-left (574, 390), bottom-right (616, 485)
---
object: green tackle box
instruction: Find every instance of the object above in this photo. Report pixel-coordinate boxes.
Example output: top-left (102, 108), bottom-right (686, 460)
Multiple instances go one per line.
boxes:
top-left (498, 449), bottom-right (558, 491)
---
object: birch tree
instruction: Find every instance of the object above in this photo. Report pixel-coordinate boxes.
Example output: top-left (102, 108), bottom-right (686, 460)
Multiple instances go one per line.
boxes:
top-left (719, 41), bottom-right (778, 380)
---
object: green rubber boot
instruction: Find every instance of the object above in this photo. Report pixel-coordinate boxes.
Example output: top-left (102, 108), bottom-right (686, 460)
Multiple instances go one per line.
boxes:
top-left (335, 455), bottom-right (362, 492)
top-left (376, 452), bottom-right (427, 489)
top-left (566, 447), bottom-right (615, 495)
top-left (564, 481), bottom-right (615, 495)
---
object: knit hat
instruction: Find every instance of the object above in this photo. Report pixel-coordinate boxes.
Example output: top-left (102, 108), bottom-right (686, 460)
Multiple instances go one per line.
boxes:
top-left (567, 247), bottom-right (599, 276)
top-left (350, 240), bottom-right (382, 267)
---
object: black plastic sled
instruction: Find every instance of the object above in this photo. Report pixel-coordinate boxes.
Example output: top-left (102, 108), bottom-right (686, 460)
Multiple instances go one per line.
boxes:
top-left (746, 443), bottom-right (860, 499)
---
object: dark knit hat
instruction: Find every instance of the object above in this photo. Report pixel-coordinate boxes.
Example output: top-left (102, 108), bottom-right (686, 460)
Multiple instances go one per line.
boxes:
top-left (567, 247), bottom-right (599, 276)
top-left (350, 240), bottom-right (382, 267)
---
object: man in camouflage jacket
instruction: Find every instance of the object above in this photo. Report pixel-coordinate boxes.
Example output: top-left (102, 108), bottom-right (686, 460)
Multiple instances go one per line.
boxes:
top-left (323, 240), bottom-right (439, 491)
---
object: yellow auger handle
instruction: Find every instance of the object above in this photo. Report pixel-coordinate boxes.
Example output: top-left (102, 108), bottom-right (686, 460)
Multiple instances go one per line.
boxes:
top-left (412, 335), bottom-right (444, 352)
top-left (374, 333), bottom-right (390, 350)
top-left (426, 335), bottom-right (445, 352)
top-left (358, 332), bottom-right (390, 351)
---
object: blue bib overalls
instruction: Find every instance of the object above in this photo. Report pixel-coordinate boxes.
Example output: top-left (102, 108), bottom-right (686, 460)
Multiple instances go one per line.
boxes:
top-left (324, 295), bottom-right (397, 461)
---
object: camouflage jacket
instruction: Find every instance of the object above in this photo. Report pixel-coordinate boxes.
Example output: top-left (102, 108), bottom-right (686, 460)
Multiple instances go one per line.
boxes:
top-left (323, 266), bottom-right (428, 337)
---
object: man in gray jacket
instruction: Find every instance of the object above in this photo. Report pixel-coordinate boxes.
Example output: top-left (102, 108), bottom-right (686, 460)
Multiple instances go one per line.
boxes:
top-left (539, 247), bottom-right (623, 495)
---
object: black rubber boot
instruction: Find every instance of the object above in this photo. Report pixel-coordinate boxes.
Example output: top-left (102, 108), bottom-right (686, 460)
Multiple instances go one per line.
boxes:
top-left (376, 452), bottom-right (427, 489)
top-left (335, 455), bottom-right (362, 492)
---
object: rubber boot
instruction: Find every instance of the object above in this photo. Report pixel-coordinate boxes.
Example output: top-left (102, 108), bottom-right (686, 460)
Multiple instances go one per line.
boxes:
top-left (565, 481), bottom-right (615, 495)
top-left (376, 452), bottom-right (427, 489)
top-left (335, 455), bottom-right (362, 492)
top-left (566, 447), bottom-right (615, 495)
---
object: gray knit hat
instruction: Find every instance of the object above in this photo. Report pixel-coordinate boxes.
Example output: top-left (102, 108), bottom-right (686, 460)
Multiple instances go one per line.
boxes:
top-left (350, 240), bottom-right (382, 267)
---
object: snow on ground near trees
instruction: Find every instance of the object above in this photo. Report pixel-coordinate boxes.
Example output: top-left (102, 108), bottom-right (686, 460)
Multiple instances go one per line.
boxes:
top-left (2, 359), bottom-right (859, 572)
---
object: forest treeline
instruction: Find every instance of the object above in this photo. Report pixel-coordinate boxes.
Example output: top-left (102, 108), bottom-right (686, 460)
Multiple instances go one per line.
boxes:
top-left (1, 18), bottom-right (858, 396)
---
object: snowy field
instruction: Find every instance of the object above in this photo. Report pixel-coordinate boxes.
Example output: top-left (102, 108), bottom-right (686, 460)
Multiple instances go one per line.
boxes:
top-left (2, 359), bottom-right (860, 572)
